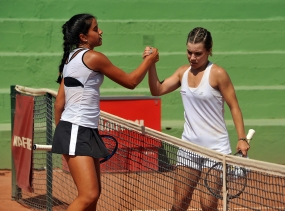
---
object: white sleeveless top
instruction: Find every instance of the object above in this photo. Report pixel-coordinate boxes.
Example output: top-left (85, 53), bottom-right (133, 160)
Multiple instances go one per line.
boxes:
top-left (180, 62), bottom-right (231, 154)
top-left (60, 48), bottom-right (104, 128)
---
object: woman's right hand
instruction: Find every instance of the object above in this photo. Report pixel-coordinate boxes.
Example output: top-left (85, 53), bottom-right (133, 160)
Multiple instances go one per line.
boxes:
top-left (143, 46), bottom-right (159, 63)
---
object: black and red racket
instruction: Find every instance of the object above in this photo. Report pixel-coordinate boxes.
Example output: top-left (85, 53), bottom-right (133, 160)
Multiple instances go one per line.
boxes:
top-left (99, 135), bottom-right (118, 164)
top-left (204, 129), bottom-right (255, 200)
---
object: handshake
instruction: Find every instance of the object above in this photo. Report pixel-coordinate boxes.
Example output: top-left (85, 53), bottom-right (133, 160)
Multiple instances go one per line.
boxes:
top-left (142, 46), bottom-right (159, 63)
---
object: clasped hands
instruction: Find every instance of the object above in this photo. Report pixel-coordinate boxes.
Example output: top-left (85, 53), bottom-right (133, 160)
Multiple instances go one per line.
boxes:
top-left (142, 46), bottom-right (159, 63)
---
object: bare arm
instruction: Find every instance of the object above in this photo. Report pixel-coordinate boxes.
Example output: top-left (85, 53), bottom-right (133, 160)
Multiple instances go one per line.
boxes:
top-left (213, 66), bottom-right (249, 156)
top-left (84, 48), bottom-right (159, 89)
top-left (148, 63), bottom-right (187, 96)
top-left (54, 79), bottom-right (65, 125)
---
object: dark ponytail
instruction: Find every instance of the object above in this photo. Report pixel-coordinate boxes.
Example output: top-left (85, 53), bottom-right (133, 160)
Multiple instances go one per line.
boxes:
top-left (56, 13), bottom-right (95, 84)
top-left (56, 40), bottom-right (72, 83)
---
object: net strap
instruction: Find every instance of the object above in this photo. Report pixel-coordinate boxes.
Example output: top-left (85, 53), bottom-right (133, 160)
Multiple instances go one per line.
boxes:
top-left (15, 85), bottom-right (57, 97)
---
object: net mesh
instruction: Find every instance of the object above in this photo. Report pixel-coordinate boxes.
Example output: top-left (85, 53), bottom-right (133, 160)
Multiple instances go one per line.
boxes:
top-left (11, 86), bottom-right (285, 211)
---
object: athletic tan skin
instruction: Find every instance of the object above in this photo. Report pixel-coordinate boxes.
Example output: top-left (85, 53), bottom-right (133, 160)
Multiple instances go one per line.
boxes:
top-left (54, 15), bottom-right (159, 211)
top-left (144, 29), bottom-right (249, 211)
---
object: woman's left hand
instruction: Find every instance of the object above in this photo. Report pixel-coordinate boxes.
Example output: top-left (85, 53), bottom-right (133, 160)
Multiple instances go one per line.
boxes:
top-left (142, 46), bottom-right (154, 59)
top-left (236, 139), bottom-right (250, 157)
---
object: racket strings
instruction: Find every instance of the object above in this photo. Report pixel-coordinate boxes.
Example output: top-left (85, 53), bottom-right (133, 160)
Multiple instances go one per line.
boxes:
top-left (226, 164), bottom-right (247, 199)
top-left (204, 163), bottom-right (223, 199)
top-left (205, 162), bottom-right (247, 200)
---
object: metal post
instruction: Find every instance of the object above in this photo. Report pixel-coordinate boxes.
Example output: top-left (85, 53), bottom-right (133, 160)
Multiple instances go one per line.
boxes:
top-left (10, 85), bottom-right (22, 200)
top-left (46, 93), bottom-right (53, 211)
top-left (222, 156), bottom-right (228, 211)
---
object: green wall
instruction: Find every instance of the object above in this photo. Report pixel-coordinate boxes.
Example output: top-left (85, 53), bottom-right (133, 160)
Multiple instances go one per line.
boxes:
top-left (0, 0), bottom-right (285, 168)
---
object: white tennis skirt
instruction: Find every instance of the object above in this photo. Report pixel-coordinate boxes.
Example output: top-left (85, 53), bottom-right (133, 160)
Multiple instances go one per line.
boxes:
top-left (52, 120), bottom-right (109, 159)
top-left (177, 148), bottom-right (216, 170)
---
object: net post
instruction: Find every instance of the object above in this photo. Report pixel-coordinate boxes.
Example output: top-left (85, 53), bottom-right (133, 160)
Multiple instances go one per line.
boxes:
top-left (222, 155), bottom-right (228, 211)
top-left (10, 85), bottom-right (22, 201)
top-left (46, 93), bottom-right (53, 211)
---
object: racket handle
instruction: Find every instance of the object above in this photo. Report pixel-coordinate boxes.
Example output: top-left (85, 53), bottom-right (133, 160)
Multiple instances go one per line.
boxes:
top-left (246, 129), bottom-right (255, 142)
top-left (236, 152), bottom-right (249, 158)
top-left (236, 129), bottom-right (255, 158)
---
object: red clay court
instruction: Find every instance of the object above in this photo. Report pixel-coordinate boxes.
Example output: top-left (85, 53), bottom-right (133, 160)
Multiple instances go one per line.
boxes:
top-left (0, 170), bottom-right (31, 211)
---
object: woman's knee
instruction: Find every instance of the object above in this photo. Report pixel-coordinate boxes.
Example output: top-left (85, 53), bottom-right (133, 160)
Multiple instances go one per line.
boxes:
top-left (78, 188), bottom-right (101, 207)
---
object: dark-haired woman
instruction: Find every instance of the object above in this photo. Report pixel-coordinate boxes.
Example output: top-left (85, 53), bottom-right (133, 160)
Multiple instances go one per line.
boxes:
top-left (52, 13), bottom-right (159, 211)
top-left (145, 27), bottom-right (249, 210)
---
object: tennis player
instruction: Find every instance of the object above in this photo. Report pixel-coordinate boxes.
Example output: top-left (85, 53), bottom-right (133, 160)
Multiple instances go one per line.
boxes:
top-left (52, 13), bottom-right (159, 211)
top-left (145, 27), bottom-right (249, 210)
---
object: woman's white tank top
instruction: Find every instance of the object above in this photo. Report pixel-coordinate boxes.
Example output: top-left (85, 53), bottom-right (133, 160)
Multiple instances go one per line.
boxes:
top-left (180, 62), bottom-right (231, 154)
top-left (60, 49), bottom-right (104, 129)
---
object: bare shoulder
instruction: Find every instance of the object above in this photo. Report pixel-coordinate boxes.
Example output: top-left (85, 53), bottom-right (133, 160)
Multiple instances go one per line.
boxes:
top-left (84, 49), bottom-right (107, 60)
top-left (176, 64), bottom-right (190, 77)
top-left (211, 63), bottom-right (228, 77)
top-left (210, 63), bottom-right (232, 88)
top-left (83, 50), bottom-right (111, 70)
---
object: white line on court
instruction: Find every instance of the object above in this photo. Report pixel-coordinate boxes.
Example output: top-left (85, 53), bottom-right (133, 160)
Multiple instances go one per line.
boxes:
top-left (234, 85), bottom-right (285, 90)
top-left (0, 52), bottom-right (62, 57)
top-left (0, 18), bottom-right (284, 22)
top-left (0, 124), bottom-right (11, 131)
top-left (0, 89), bottom-right (10, 93)
top-left (162, 119), bottom-right (285, 127)
top-left (1, 86), bottom-right (285, 95)
top-left (99, 86), bottom-right (285, 92)
top-left (0, 51), bottom-right (285, 57)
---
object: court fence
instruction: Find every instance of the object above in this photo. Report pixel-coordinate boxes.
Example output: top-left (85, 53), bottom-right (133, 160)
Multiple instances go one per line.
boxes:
top-left (11, 85), bottom-right (285, 211)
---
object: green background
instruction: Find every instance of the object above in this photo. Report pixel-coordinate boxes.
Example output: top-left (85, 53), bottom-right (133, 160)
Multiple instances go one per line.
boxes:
top-left (0, 0), bottom-right (285, 168)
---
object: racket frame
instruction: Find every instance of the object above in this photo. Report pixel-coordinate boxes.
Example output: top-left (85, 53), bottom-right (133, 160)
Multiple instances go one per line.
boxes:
top-left (204, 161), bottom-right (247, 200)
top-left (204, 129), bottom-right (255, 200)
top-left (99, 135), bottom-right (118, 164)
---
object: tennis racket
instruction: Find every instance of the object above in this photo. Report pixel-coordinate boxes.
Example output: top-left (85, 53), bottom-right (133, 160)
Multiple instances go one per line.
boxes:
top-left (204, 129), bottom-right (255, 200)
top-left (33, 134), bottom-right (118, 164)
top-left (99, 134), bottom-right (118, 164)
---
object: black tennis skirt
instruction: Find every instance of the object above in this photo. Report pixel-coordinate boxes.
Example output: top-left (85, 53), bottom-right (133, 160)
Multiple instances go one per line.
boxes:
top-left (52, 120), bottom-right (110, 159)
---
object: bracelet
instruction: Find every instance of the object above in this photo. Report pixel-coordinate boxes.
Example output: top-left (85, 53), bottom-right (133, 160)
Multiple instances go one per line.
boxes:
top-left (238, 138), bottom-right (250, 145)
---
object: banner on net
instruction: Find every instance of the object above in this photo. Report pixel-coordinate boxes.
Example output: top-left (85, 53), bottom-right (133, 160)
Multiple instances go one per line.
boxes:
top-left (11, 94), bottom-right (34, 193)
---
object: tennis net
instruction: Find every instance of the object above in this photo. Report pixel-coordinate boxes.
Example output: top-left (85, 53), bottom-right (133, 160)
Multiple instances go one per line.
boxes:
top-left (11, 85), bottom-right (285, 211)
